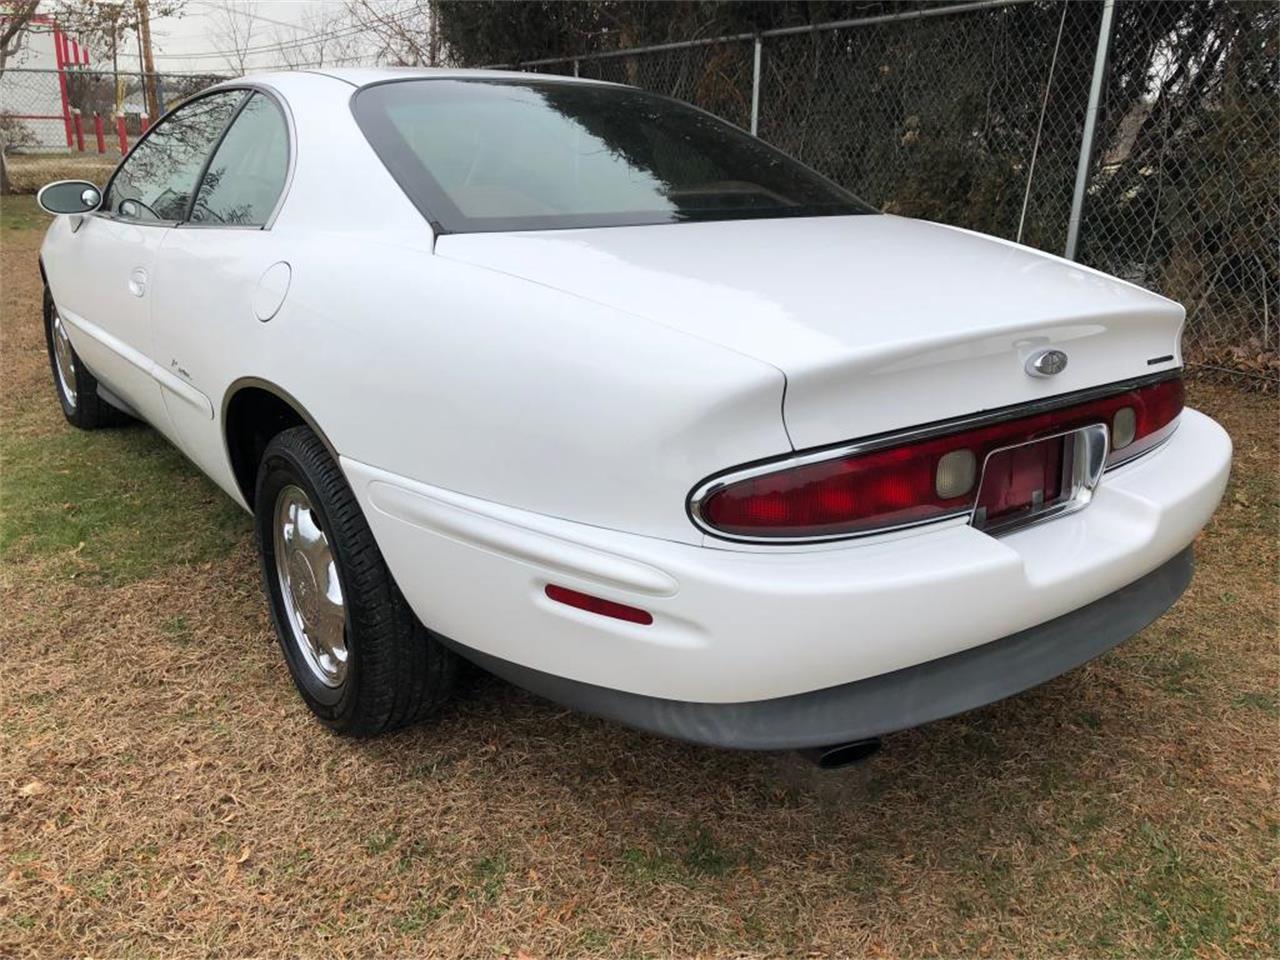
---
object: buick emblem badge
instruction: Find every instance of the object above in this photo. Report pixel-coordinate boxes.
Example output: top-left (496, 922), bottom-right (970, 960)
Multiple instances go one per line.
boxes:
top-left (1026, 348), bottom-right (1068, 378)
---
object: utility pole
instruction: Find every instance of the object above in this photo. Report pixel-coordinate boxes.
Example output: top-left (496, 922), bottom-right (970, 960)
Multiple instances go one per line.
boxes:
top-left (110, 7), bottom-right (122, 116)
top-left (427, 0), bottom-right (439, 67)
top-left (135, 0), bottom-right (159, 120)
top-left (1065, 0), bottom-right (1116, 261)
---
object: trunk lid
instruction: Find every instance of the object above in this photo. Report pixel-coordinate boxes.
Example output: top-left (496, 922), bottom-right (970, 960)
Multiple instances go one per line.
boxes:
top-left (436, 215), bottom-right (1183, 450)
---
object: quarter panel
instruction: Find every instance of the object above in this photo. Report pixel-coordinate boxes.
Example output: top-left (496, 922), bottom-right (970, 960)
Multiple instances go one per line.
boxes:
top-left (261, 240), bottom-right (789, 543)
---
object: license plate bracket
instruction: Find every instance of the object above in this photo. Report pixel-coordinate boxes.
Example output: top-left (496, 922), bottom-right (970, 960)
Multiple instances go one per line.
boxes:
top-left (970, 424), bottom-right (1108, 535)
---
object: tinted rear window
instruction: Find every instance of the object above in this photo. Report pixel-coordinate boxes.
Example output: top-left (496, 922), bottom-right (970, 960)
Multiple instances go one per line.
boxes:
top-left (353, 78), bottom-right (873, 233)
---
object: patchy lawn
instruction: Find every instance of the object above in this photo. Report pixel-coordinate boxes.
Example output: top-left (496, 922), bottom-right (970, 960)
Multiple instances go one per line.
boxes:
top-left (2, 195), bottom-right (1277, 958)
top-left (3, 153), bottom-right (120, 196)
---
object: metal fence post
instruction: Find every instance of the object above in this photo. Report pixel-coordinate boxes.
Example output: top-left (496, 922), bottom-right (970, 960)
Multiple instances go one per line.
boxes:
top-left (750, 36), bottom-right (762, 136)
top-left (1065, 0), bottom-right (1117, 261)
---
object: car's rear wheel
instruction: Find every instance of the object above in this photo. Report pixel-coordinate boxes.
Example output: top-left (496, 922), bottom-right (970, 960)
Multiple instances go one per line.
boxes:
top-left (43, 286), bottom-right (129, 429)
top-left (254, 425), bottom-right (458, 736)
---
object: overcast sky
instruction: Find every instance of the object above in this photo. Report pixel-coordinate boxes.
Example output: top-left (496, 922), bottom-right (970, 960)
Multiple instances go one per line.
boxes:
top-left (130, 0), bottom-right (374, 74)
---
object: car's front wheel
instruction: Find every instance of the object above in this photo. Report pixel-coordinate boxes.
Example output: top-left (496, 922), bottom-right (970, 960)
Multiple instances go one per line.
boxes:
top-left (254, 425), bottom-right (458, 735)
top-left (43, 286), bottom-right (129, 429)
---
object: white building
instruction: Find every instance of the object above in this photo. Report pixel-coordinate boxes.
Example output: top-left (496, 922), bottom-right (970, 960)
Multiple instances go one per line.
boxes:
top-left (1, 14), bottom-right (96, 151)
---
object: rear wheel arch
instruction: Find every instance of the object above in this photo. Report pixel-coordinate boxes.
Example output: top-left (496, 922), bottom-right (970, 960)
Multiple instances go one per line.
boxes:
top-left (222, 378), bottom-right (341, 509)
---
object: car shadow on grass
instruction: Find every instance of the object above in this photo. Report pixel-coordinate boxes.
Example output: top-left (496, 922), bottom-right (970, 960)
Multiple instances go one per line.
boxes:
top-left (357, 650), bottom-right (1116, 815)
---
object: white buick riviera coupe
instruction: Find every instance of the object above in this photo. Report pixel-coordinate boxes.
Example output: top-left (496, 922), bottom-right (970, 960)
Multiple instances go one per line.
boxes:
top-left (38, 69), bottom-right (1232, 764)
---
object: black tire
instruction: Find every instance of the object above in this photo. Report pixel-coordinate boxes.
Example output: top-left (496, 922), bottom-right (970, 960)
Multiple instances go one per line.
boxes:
top-left (43, 286), bottom-right (130, 429)
top-left (254, 425), bottom-right (457, 736)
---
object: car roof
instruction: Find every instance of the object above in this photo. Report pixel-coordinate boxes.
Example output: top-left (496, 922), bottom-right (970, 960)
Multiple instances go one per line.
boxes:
top-left (238, 66), bottom-right (608, 92)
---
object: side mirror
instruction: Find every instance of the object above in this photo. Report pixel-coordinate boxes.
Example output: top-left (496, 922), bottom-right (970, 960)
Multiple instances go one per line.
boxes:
top-left (36, 180), bottom-right (102, 215)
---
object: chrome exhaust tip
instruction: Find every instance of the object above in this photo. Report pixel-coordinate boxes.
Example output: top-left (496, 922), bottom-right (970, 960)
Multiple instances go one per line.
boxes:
top-left (798, 737), bottom-right (882, 770)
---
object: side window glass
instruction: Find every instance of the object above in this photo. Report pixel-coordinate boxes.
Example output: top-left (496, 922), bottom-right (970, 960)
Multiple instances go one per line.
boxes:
top-left (191, 94), bottom-right (289, 226)
top-left (104, 91), bottom-right (243, 222)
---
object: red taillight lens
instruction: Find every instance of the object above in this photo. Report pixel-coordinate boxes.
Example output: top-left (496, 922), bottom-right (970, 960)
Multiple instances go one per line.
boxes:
top-left (694, 376), bottom-right (1183, 540)
top-left (1109, 375), bottom-right (1184, 461)
top-left (699, 431), bottom-right (978, 538)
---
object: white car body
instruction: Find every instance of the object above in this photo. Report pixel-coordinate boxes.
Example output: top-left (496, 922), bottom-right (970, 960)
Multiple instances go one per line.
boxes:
top-left (39, 68), bottom-right (1232, 750)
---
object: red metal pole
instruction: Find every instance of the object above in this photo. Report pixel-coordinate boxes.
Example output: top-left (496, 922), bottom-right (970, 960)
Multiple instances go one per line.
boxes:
top-left (73, 111), bottom-right (85, 152)
top-left (54, 30), bottom-right (73, 148)
top-left (116, 115), bottom-right (129, 155)
top-left (94, 113), bottom-right (106, 153)
top-left (140, 114), bottom-right (150, 134)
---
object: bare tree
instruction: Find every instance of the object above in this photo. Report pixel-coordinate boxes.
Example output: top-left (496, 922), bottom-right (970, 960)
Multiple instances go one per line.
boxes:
top-left (45, 1), bottom-right (184, 121)
top-left (57, 1), bottom-right (131, 89)
top-left (210, 0), bottom-right (258, 74)
top-left (52, 2), bottom-right (167, 110)
top-left (0, 0), bottom-right (41, 195)
top-left (344, 0), bottom-right (435, 67)
top-left (0, 0), bottom-right (39, 69)
top-left (274, 3), bottom-right (358, 70)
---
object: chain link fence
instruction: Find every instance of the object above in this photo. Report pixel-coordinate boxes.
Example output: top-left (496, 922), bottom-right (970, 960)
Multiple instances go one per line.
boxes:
top-left (2, 0), bottom-right (1274, 384)
top-left (521, 0), bottom-right (1278, 386)
top-left (0, 67), bottom-right (226, 194)
top-left (1081, 2), bottom-right (1277, 383)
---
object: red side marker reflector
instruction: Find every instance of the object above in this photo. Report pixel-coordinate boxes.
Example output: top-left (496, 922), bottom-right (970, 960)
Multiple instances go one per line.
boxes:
top-left (544, 585), bottom-right (653, 625)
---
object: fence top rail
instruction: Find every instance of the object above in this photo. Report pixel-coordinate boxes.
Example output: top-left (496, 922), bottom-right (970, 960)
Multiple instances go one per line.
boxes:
top-left (497, 0), bottom-right (1035, 68)
top-left (1, 67), bottom-right (228, 80)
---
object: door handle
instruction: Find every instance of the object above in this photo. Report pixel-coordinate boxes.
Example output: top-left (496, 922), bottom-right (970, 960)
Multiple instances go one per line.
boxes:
top-left (128, 267), bottom-right (148, 297)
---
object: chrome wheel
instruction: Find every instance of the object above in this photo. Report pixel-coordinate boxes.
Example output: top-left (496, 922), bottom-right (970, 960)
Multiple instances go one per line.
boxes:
top-left (274, 485), bottom-right (348, 687)
top-left (51, 310), bottom-right (77, 407)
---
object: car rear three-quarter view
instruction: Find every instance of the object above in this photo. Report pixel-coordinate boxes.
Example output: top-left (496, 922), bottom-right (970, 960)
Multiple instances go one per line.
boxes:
top-left (35, 69), bottom-right (1233, 763)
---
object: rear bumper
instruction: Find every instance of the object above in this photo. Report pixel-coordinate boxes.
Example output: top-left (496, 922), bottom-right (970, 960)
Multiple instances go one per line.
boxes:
top-left (439, 548), bottom-right (1192, 749)
top-left (343, 407), bottom-right (1230, 715)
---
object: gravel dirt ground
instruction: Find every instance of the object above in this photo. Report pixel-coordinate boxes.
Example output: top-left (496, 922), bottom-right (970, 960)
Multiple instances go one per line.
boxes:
top-left (2, 196), bottom-right (1277, 958)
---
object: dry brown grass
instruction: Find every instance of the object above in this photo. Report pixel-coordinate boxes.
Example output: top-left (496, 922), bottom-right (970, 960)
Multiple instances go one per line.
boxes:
top-left (2, 197), bottom-right (1277, 958)
top-left (3, 154), bottom-right (120, 195)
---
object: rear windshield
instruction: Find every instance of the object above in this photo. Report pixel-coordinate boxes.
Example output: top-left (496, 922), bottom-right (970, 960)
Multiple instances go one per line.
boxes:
top-left (352, 78), bottom-right (874, 233)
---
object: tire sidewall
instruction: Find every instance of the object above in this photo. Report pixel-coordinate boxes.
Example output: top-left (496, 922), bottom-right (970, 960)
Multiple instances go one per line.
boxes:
top-left (255, 444), bottom-right (357, 719)
top-left (43, 289), bottom-right (78, 421)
